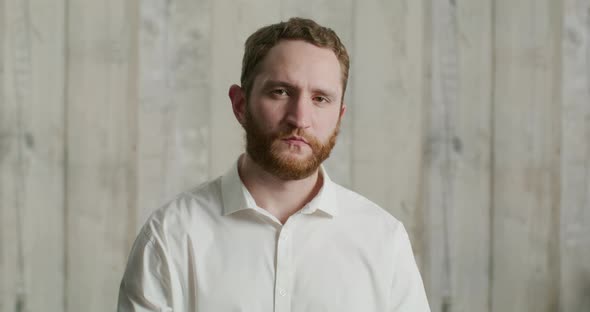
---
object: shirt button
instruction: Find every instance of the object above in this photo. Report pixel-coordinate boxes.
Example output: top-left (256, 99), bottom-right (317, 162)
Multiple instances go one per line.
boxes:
top-left (281, 230), bottom-right (289, 240)
top-left (279, 288), bottom-right (287, 296)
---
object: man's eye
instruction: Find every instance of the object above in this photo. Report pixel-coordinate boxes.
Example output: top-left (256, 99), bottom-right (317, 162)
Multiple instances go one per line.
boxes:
top-left (313, 96), bottom-right (330, 103)
top-left (271, 89), bottom-right (289, 96)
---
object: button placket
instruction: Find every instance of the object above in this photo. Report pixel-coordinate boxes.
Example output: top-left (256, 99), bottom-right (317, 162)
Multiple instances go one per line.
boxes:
top-left (274, 224), bottom-right (293, 312)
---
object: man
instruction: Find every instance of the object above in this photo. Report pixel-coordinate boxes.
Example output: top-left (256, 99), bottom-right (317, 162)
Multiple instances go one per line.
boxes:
top-left (118, 17), bottom-right (431, 311)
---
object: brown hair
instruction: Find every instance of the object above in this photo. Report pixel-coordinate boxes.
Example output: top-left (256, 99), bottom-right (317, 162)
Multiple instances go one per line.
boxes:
top-left (240, 17), bottom-right (350, 101)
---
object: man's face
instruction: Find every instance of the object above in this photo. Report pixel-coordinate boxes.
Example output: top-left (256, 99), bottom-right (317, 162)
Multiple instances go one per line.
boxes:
top-left (242, 40), bottom-right (346, 180)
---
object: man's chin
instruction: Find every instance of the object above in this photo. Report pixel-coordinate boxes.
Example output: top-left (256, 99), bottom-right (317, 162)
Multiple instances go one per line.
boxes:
top-left (273, 153), bottom-right (312, 167)
top-left (268, 153), bottom-right (319, 180)
top-left (276, 147), bottom-right (312, 158)
top-left (271, 165), bottom-right (318, 180)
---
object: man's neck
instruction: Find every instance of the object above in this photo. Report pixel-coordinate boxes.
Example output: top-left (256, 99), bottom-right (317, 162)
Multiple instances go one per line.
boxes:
top-left (237, 153), bottom-right (323, 224)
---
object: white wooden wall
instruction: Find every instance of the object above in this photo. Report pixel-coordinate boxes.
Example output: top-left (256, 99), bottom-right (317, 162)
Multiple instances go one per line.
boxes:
top-left (1, 0), bottom-right (589, 311)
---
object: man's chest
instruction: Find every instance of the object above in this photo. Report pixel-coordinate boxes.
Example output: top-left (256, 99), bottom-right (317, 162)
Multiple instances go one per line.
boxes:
top-left (173, 222), bottom-right (393, 312)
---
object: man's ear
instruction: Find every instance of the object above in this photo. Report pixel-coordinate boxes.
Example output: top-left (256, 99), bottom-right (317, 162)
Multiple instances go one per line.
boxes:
top-left (229, 84), bottom-right (247, 125)
top-left (340, 103), bottom-right (347, 119)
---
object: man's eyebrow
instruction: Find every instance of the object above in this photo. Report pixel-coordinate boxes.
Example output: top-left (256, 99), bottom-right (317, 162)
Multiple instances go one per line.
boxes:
top-left (311, 87), bottom-right (339, 99)
top-left (261, 80), bottom-right (296, 89)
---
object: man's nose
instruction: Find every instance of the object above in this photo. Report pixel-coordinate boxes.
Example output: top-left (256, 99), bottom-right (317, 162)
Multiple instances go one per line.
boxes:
top-left (285, 95), bottom-right (312, 129)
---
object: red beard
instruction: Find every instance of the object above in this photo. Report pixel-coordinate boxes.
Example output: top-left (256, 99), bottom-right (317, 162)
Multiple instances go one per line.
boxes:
top-left (243, 108), bottom-right (340, 180)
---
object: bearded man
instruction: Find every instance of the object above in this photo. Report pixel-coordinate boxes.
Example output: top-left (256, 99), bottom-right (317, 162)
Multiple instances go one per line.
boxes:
top-left (118, 17), bottom-right (431, 312)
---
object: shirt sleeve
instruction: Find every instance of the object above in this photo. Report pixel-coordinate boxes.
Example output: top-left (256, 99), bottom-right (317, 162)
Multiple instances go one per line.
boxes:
top-left (390, 223), bottom-right (431, 312)
top-left (117, 224), bottom-right (176, 312)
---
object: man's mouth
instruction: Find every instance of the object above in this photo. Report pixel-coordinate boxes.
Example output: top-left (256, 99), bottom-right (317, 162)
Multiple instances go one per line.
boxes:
top-left (282, 136), bottom-right (309, 145)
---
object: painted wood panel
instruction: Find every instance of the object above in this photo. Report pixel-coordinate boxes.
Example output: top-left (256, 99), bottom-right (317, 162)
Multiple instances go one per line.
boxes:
top-left (492, 0), bottom-right (562, 311)
top-left (0, 0), bottom-right (65, 311)
top-left (65, 1), bottom-right (138, 311)
top-left (1, 1), bottom-right (590, 311)
top-left (137, 0), bottom-right (212, 228)
top-left (425, 0), bottom-right (492, 311)
top-left (0, 2), bottom-right (20, 311)
top-left (351, 0), bottom-right (428, 274)
top-left (561, 0), bottom-right (590, 311)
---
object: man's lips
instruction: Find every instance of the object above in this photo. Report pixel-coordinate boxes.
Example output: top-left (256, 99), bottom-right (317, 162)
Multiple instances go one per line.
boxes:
top-left (282, 136), bottom-right (309, 145)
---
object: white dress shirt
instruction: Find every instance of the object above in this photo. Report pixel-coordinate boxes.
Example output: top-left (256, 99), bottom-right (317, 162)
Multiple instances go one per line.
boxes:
top-left (118, 159), bottom-right (431, 311)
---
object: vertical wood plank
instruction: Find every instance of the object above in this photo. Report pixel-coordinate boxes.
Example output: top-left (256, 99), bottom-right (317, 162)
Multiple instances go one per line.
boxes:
top-left (492, 0), bottom-right (562, 311)
top-left (426, 0), bottom-right (492, 311)
top-left (561, 0), bottom-right (590, 310)
top-left (351, 0), bottom-right (429, 288)
top-left (279, 0), bottom-right (354, 188)
top-left (137, 0), bottom-right (212, 228)
top-left (0, 0), bottom-right (65, 311)
top-left (1, 1), bottom-right (21, 311)
top-left (208, 0), bottom-right (281, 178)
top-left (66, 0), bottom-right (138, 311)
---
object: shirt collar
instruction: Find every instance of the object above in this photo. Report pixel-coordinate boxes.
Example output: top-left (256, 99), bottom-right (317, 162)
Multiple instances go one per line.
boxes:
top-left (220, 158), bottom-right (338, 217)
top-left (299, 166), bottom-right (338, 217)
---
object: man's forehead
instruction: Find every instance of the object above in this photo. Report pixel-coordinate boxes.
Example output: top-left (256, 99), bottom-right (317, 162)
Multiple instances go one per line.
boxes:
top-left (262, 40), bottom-right (339, 68)
top-left (254, 40), bottom-right (343, 94)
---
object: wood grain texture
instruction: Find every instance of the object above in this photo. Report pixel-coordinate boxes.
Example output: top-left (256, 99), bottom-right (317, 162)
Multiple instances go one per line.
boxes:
top-left (65, 0), bottom-right (138, 311)
top-left (2, 1), bottom-right (590, 311)
top-left (351, 0), bottom-right (428, 275)
top-left (280, 0), bottom-right (355, 188)
top-left (137, 0), bottom-right (212, 228)
top-left (0, 0), bottom-right (65, 311)
top-left (0, 1), bottom-right (21, 311)
top-left (561, 0), bottom-right (590, 310)
top-left (492, 0), bottom-right (562, 311)
top-left (425, 0), bottom-right (492, 311)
